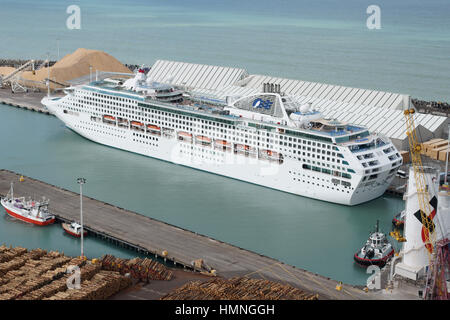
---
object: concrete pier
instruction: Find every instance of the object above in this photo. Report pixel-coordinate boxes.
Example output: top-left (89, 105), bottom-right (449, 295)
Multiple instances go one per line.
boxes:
top-left (0, 89), bottom-right (52, 115)
top-left (0, 169), bottom-right (403, 300)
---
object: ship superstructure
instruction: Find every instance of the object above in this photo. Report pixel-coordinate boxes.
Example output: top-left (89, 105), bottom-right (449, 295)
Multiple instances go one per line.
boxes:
top-left (41, 69), bottom-right (403, 205)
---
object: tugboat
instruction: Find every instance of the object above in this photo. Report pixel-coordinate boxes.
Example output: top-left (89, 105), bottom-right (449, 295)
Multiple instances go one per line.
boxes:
top-left (0, 182), bottom-right (55, 226)
top-left (62, 222), bottom-right (87, 238)
top-left (354, 220), bottom-right (394, 267)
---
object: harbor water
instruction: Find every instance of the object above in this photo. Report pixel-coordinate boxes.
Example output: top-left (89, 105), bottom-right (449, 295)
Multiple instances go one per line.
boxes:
top-left (1, 0), bottom-right (449, 102)
top-left (0, 105), bottom-right (404, 285)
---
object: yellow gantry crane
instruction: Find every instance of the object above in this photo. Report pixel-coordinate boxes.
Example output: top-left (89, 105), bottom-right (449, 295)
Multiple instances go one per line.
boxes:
top-left (403, 108), bottom-right (443, 300)
top-left (404, 108), bottom-right (436, 256)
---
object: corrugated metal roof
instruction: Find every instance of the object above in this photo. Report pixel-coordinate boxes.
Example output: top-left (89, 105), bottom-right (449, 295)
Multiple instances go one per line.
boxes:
top-left (243, 74), bottom-right (409, 110)
top-left (146, 60), bottom-right (248, 90)
top-left (149, 60), bottom-right (447, 142)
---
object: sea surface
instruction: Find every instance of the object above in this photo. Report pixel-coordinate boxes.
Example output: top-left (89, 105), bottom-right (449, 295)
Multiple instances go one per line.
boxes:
top-left (0, 0), bottom-right (445, 285)
top-left (0, 105), bottom-right (404, 285)
top-left (0, 0), bottom-right (449, 101)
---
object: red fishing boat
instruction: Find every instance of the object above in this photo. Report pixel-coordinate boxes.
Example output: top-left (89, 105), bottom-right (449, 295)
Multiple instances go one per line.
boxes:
top-left (1, 182), bottom-right (55, 226)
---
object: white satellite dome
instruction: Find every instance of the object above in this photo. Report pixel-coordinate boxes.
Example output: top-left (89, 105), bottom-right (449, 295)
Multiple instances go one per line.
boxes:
top-left (299, 103), bottom-right (312, 114)
top-left (289, 106), bottom-right (322, 128)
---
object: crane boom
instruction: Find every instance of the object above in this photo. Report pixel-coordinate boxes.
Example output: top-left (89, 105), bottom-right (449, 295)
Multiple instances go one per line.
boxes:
top-left (403, 108), bottom-right (442, 300)
top-left (404, 108), bottom-right (436, 256)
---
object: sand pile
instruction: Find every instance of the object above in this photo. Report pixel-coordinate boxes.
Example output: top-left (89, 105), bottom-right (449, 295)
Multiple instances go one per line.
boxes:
top-left (1, 48), bottom-right (132, 89)
top-left (0, 66), bottom-right (16, 77)
top-left (23, 48), bottom-right (132, 84)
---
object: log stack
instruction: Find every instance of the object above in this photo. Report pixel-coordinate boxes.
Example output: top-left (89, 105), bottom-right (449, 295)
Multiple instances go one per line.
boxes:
top-left (45, 271), bottom-right (131, 300)
top-left (0, 246), bottom-right (27, 263)
top-left (0, 246), bottom-right (132, 300)
top-left (161, 277), bottom-right (319, 300)
top-left (101, 255), bottom-right (173, 282)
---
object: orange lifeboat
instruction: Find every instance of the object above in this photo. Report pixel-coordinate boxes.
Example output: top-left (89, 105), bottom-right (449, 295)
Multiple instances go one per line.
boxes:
top-left (215, 139), bottom-right (231, 146)
top-left (214, 139), bottom-right (231, 151)
top-left (103, 115), bottom-right (116, 121)
top-left (215, 140), bottom-right (228, 145)
top-left (196, 135), bottom-right (212, 145)
top-left (147, 124), bottom-right (161, 131)
top-left (261, 149), bottom-right (279, 160)
top-left (131, 121), bottom-right (144, 127)
top-left (147, 124), bottom-right (161, 135)
top-left (178, 131), bottom-right (193, 142)
top-left (178, 132), bottom-right (192, 138)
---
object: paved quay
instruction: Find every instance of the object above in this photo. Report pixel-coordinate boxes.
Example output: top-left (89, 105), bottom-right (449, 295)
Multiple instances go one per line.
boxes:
top-left (0, 169), bottom-right (401, 300)
top-left (0, 88), bottom-right (52, 115)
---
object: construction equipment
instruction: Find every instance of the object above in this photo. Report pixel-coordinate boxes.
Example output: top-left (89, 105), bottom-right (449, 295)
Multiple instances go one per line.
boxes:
top-left (404, 108), bottom-right (436, 256)
top-left (403, 108), bottom-right (447, 299)
top-left (0, 60), bottom-right (35, 93)
top-left (43, 78), bottom-right (69, 88)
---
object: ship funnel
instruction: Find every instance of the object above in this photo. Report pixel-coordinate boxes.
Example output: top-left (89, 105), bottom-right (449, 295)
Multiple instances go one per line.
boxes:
top-left (262, 83), bottom-right (281, 94)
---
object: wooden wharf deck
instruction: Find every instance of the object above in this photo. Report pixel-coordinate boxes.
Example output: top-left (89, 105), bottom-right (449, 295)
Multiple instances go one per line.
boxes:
top-left (0, 170), bottom-right (396, 300)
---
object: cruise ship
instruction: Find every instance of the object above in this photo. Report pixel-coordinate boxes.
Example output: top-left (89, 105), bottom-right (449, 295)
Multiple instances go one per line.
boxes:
top-left (41, 69), bottom-right (403, 205)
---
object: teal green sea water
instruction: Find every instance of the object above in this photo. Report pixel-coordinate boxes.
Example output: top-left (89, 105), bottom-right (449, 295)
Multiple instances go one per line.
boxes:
top-left (0, 105), bottom-right (404, 285)
top-left (0, 0), bottom-right (449, 101)
top-left (0, 0), bottom-right (446, 285)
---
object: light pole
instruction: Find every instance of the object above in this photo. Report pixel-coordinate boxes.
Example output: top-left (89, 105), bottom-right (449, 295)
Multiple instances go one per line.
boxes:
top-left (445, 124), bottom-right (450, 185)
top-left (56, 38), bottom-right (60, 61)
top-left (77, 177), bottom-right (86, 258)
top-left (46, 52), bottom-right (50, 97)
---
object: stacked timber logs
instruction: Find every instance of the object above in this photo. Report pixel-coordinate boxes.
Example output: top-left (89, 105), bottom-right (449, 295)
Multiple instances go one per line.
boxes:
top-left (0, 246), bottom-right (133, 300)
top-left (18, 261), bottom-right (94, 300)
top-left (161, 277), bottom-right (319, 300)
top-left (101, 255), bottom-right (173, 281)
top-left (0, 251), bottom-right (74, 299)
top-left (0, 246), bottom-right (27, 263)
top-left (45, 271), bottom-right (131, 300)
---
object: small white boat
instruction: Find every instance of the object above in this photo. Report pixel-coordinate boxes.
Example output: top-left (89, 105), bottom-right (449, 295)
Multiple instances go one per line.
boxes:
top-left (62, 222), bottom-right (87, 238)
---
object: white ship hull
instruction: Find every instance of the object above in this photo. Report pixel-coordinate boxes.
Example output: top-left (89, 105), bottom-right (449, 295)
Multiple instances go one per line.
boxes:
top-left (45, 101), bottom-right (394, 206)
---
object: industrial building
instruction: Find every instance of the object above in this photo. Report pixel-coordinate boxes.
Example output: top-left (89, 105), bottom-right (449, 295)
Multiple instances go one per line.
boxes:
top-left (146, 60), bottom-right (449, 150)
